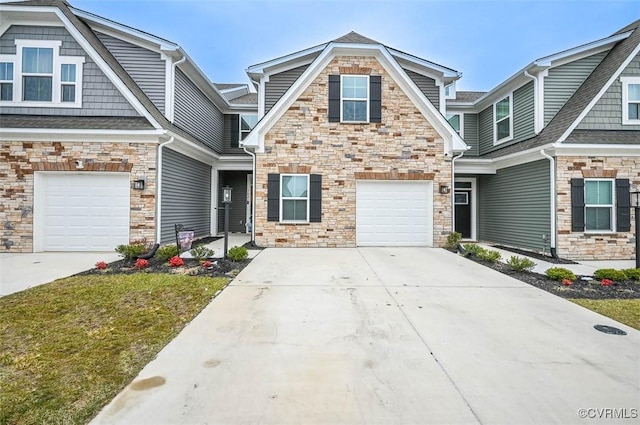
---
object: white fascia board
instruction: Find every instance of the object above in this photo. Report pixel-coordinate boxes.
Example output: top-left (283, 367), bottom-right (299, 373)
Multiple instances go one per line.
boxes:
top-left (246, 43), bottom-right (327, 80)
top-left (558, 41), bottom-right (640, 143)
top-left (243, 42), bottom-right (468, 154)
top-left (534, 31), bottom-right (631, 67)
top-left (491, 143), bottom-right (556, 170)
top-left (214, 156), bottom-right (253, 171)
top-left (223, 105), bottom-right (258, 114)
top-left (70, 7), bottom-right (179, 52)
top-left (455, 159), bottom-right (496, 174)
top-left (0, 128), bottom-right (164, 143)
top-left (165, 131), bottom-right (221, 163)
top-left (554, 144), bottom-right (640, 156)
top-left (388, 48), bottom-right (461, 79)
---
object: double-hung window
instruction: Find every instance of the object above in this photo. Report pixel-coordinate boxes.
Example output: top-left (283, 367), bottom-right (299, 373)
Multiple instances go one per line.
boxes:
top-left (341, 75), bottom-right (368, 122)
top-left (621, 76), bottom-right (640, 124)
top-left (240, 114), bottom-right (258, 141)
top-left (0, 62), bottom-right (13, 101)
top-left (0, 40), bottom-right (84, 107)
top-left (493, 94), bottom-right (513, 144)
top-left (280, 174), bottom-right (309, 222)
top-left (584, 179), bottom-right (614, 232)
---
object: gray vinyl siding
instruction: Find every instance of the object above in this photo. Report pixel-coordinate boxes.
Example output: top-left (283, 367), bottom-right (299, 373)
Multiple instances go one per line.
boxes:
top-left (478, 160), bottom-right (551, 252)
top-left (217, 171), bottom-right (248, 234)
top-left (96, 32), bottom-right (166, 114)
top-left (577, 53), bottom-right (640, 131)
top-left (160, 148), bottom-right (212, 243)
top-left (264, 65), bottom-right (308, 114)
top-left (463, 113), bottom-right (479, 156)
top-left (174, 68), bottom-right (224, 152)
top-left (478, 106), bottom-right (493, 155)
top-left (404, 69), bottom-right (440, 110)
top-left (0, 25), bottom-right (139, 117)
top-left (513, 81), bottom-right (535, 141)
top-left (544, 51), bottom-right (607, 126)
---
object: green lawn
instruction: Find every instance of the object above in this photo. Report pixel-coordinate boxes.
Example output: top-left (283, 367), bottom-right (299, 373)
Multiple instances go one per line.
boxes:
top-left (570, 299), bottom-right (640, 331)
top-left (0, 273), bottom-right (228, 425)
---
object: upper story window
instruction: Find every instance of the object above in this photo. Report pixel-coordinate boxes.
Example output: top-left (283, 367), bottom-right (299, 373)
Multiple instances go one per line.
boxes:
top-left (240, 114), bottom-right (258, 141)
top-left (446, 113), bottom-right (463, 137)
top-left (0, 40), bottom-right (84, 108)
top-left (493, 94), bottom-right (513, 144)
top-left (444, 83), bottom-right (456, 99)
top-left (341, 75), bottom-right (369, 122)
top-left (584, 179), bottom-right (614, 232)
top-left (621, 76), bottom-right (640, 125)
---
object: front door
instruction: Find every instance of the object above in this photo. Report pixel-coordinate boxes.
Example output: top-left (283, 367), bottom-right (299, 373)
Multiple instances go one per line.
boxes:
top-left (454, 191), bottom-right (472, 238)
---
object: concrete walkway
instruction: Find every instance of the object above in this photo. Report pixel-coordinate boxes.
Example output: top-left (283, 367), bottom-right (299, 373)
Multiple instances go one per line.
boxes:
top-left (91, 247), bottom-right (639, 425)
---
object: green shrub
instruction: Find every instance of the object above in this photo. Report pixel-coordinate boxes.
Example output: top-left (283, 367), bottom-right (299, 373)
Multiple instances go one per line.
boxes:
top-left (623, 268), bottom-right (640, 281)
top-left (506, 256), bottom-right (536, 272)
top-left (115, 242), bottom-right (146, 261)
top-left (227, 246), bottom-right (249, 262)
top-left (593, 269), bottom-right (628, 282)
top-left (463, 243), bottom-right (484, 257)
top-left (476, 249), bottom-right (501, 263)
top-left (446, 232), bottom-right (462, 249)
top-left (546, 267), bottom-right (577, 282)
top-left (155, 245), bottom-right (178, 262)
top-left (190, 245), bottom-right (215, 261)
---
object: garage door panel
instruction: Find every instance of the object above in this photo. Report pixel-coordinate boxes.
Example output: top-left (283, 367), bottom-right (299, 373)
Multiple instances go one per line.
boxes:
top-left (39, 174), bottom-right (130, 251)
top-left (356, 181), bottom-right (433, 247)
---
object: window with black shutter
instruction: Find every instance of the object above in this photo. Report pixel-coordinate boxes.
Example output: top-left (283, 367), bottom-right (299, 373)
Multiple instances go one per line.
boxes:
top-left (266, 173), bottom-right (322, 223)
top-left (327, 75), bottom-right (381, 123)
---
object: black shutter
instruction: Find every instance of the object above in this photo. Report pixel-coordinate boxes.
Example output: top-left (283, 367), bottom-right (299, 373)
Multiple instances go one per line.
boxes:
top-left (309, 174), bottom-right (322, 223)
top-left (230, 114), bottom-right (240, 148)
top-left (571, 178), bottom-right (585, 232)
top-left (369, 75), bottom-right (381, 123)
top-left (328, 75), bottom-right (340, 122)
top-left (616, 178), bottom-right (631, 232)
top-left (267, 174), bottom-right (280, 222)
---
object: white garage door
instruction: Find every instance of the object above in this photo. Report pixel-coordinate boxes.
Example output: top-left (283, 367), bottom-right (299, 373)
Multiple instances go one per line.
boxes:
top-left (38, 173), bottom-right (130, 251)
top-left (356, 181), bottom-right (433, 246)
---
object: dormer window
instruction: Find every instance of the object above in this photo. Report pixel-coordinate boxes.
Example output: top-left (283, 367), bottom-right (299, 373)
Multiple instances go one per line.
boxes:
top-left (0, 40), bottom-right (84, 107)
top-left (621, 77), bottom-right (640, 125)
top-left (493, 94), bottom-right (513, 144)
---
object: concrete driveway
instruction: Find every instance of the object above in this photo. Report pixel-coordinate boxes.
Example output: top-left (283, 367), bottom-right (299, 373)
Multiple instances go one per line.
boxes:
top-left (91, 248), bottom-right (640, 425)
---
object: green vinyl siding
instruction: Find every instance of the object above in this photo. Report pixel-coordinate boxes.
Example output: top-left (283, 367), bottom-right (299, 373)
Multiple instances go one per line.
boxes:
top-left (478, 159), bottom-right (550, 252)
top-left (463, 113), bottom-right (478, 156)
top-left (478, 106), bottom-right (493, 155)
top-left (513, 81), bottom-right (535, 141)
top-left (544, 51), bottom-right (607, 126)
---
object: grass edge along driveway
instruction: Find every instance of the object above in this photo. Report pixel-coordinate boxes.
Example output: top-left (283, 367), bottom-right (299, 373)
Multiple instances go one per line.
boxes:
top-left (570, 298), bottom-right (640, 331)
top-left (0, 273), bottom-right (228, 425)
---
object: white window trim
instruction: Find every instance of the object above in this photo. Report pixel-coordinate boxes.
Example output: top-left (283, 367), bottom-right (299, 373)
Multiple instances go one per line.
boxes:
top-left (0, 39), bottom-right (85, 108)
top-left (444, 82), bottom-right (456, 99)
top-left (279, 174), bottom-right (310, 223)
top-left (340, 74), bottom-right (369, 123)
top-left (446, 112), bottom-right (464, 139)
top-left (621, 76), bottom-right (640, 125)
top-left (493, 93), bottom-right (513, 145)
top-left (584, 178), bottom-right (616, 233)
top-left (239, 113), bottom-right (258, 142)
top-left (0, 59), bottom-right (14, 101)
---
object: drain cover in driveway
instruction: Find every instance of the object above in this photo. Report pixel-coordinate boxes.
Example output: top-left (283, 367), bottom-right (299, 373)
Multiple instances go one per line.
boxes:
top-left (594, 325), bottom-right (627, 335)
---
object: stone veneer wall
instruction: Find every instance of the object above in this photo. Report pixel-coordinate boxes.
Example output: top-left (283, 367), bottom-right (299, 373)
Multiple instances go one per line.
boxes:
top-left (0, 141), bottom-right (157, 252)
top-left (556, 156), bottom-right (639, 260)
top-left (255, 56), bottom-right (452, 248)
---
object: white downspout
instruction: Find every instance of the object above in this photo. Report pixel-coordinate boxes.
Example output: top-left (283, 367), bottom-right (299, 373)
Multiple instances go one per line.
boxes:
top-left (451, 151), bottom-right (464, 233)
top-left (243, 144), bottom-right (257, 243)
top-left (540, 149), bottom-right (557, 258)
top-left (155, 137), bottom-right (175, 243)
top-left (523, 70), bottom-right (541, 134)
top-left (167, 55), bottom-right (187, 122)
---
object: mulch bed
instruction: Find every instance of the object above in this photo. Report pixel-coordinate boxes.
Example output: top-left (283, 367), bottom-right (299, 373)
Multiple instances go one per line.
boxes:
top-left (493, 245), bottom-right (578, 265)
top-left (466, 255), bottom-right (640, 300)
top-left (77, 256), bottom-right (251, 278)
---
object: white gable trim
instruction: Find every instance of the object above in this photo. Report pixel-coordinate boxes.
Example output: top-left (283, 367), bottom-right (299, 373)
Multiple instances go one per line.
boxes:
top-left (557, 40), bottom-right (640, 143)
top-left (242, 42), bottom-right (468, 155)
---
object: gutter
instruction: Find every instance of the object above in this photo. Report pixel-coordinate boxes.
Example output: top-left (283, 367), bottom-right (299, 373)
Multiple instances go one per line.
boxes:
top-left (540, 149), bottom-right (558, 258)
top-left (451, 151), bottom-right (465, 233)
top-left (242, 143), bottom-right (257, 243)
top-left (155, 136), bottom-right (175, 243)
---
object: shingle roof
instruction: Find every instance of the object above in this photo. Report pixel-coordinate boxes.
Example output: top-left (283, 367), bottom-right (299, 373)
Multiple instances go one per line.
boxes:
top-left (214, 83), bottom-right (245, 90)
top-left (229, 93), bottom-right (258, 105)
top-left (484, 22), bottom-right (640, 159)
top-left (333, 31), bottom-right (380, 45)
top-left (0, 114), bottom-right (154, 129)
top-left (563, 130), bottom-right (640, 144)
top-left (448, 91), bottom-right (486, 103)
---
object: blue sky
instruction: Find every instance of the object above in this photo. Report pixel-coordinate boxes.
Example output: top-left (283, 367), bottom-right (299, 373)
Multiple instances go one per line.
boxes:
top-left (72, 0), bottom-right (639, 92)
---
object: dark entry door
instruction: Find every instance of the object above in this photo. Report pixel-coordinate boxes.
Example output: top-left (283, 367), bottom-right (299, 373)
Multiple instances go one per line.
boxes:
top-left (454, 191), bottom-right (472, 238)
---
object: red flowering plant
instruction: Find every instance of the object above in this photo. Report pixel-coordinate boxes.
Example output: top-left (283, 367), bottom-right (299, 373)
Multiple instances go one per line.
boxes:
top-left (134, 258), bottom-right (149, 270)
top-left (95, 261), bottom-right (108, 270)
top-left (561, 278), bottom-right (573, 286)
top-left (168, 256), bottom-right (184, 267)
top-left (600, 278), bottom-right (614, 287)
top-left (202, 260), bottom-right (212, 268)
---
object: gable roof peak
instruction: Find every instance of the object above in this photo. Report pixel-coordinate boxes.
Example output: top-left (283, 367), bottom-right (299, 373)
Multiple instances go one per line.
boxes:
top-left (333, 31), bottom-right (380, 45)
top-left (613, 19), bottom-right (640, 36)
